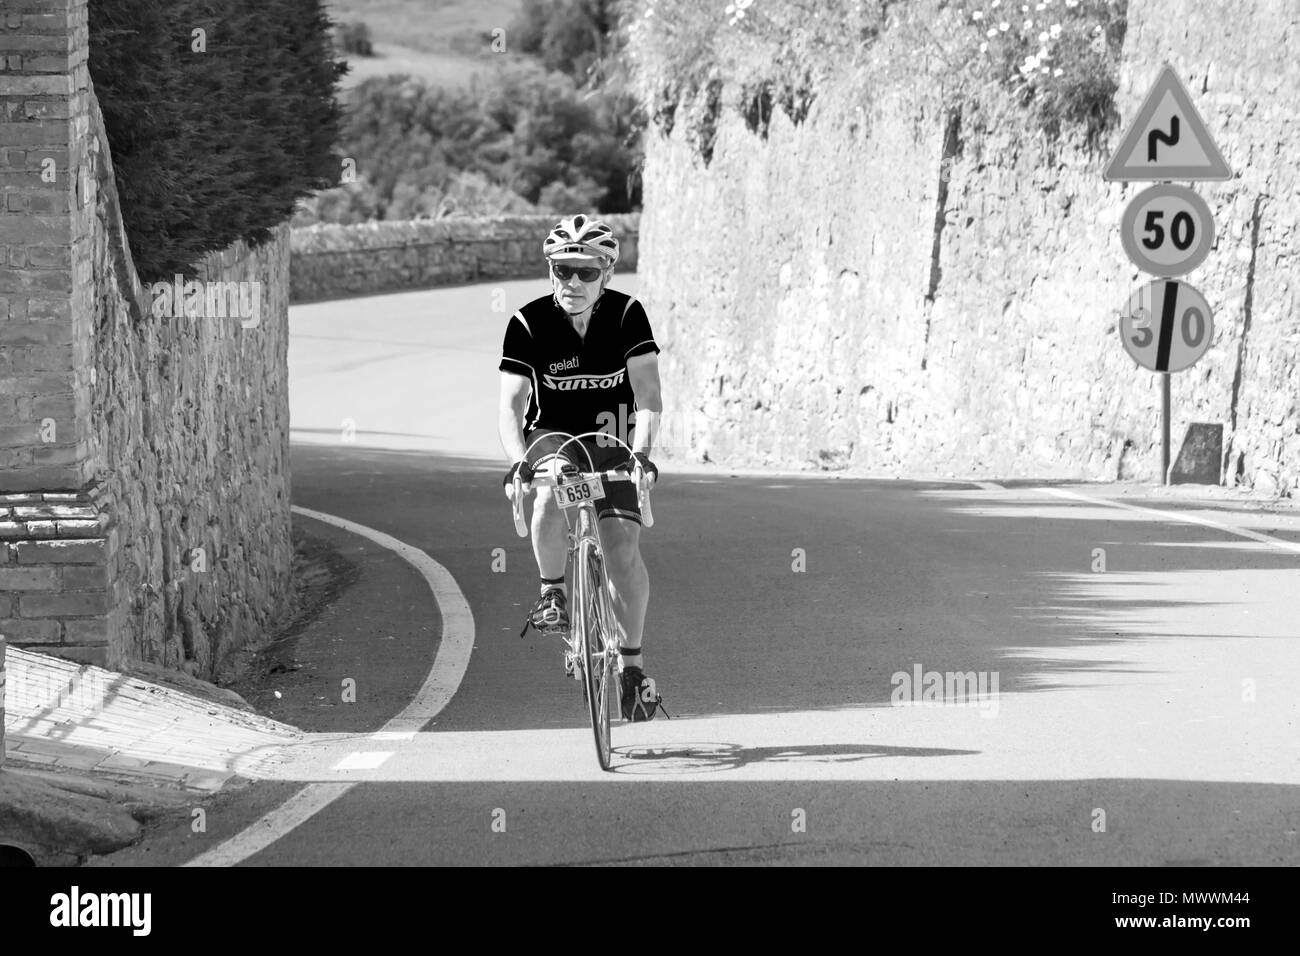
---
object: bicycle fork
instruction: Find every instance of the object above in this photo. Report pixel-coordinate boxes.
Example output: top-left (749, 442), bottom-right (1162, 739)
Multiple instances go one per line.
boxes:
top-left (570, 550), bottom-right (611, 674)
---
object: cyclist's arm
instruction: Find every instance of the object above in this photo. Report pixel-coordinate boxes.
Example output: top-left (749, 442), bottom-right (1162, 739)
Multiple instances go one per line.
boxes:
top-left (626, 352), bottom-right (662, 456)
top-left (498, 371), bottom-right (532, 463)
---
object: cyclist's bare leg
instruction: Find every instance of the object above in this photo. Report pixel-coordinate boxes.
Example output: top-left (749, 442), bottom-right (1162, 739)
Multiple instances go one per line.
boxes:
top-left (598, 516), bottom-right (649, 651)
top-left (530, 486), bottom-right (568, 582)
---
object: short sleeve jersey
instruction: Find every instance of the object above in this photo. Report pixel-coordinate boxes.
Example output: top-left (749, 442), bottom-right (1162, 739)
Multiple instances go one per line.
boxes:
top-left (498, 288), bottom-right (660, 437)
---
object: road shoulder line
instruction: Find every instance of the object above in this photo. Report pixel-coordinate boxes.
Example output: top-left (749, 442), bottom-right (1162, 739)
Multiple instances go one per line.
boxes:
top-left (184, 505), bottom-right (475, 867)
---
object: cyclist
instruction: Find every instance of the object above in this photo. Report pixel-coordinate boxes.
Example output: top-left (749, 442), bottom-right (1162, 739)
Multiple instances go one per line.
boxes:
top-left (498, 215), bottom-right (666, 722)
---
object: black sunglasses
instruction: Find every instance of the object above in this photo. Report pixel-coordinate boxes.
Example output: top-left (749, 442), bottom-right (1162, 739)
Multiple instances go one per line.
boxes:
top-left (551, 264), bottom-right (604, 282)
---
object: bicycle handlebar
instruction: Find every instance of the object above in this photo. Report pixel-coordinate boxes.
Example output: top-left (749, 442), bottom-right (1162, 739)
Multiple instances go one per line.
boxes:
top-left (507, 467), bottom-right (655, 536)
top-left (524, 469), bottom-right (637, 486)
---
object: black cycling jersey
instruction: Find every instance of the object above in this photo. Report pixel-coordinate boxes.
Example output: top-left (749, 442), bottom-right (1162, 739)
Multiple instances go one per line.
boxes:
top-left (499, 288), bottom-right (660, 438)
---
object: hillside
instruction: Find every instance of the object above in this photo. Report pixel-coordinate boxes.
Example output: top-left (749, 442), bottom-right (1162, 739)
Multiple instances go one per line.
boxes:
top-left (325, 0), bottom-right (524, 87)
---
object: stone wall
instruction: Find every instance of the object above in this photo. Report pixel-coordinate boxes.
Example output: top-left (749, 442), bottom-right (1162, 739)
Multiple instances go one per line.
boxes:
top-left (88, 206), bottom-right (293, 676)
top-left (1, 0), bottom-right (292, 672)
top-left (636, 0), bottom-right (1300, 491)
top-left (290, 213), bottom-right (640, 302)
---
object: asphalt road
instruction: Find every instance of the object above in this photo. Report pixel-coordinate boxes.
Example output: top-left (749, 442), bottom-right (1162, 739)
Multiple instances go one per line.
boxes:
top-left (96, 274), bottom-right (1300, 866)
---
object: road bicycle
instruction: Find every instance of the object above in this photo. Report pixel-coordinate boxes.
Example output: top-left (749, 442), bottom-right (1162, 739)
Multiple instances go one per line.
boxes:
top-left (508, 431), bottom-right (654, 771)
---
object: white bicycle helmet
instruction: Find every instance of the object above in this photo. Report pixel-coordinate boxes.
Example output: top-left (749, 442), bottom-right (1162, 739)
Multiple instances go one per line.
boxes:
top-left (542, 214), bottom-right (620, 266)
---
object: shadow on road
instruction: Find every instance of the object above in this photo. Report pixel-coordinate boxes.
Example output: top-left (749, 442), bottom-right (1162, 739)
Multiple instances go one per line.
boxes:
top-left (287, 445), bottom-right (1300, 730)
top-left (610, 741), bottom-right (979, 775)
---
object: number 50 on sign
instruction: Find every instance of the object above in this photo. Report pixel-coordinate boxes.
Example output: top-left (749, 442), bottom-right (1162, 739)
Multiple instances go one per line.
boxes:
top-left (1118, 279), bottom-right (1214, 373)
top-left (1121, 184), bottom-right (1215, 276)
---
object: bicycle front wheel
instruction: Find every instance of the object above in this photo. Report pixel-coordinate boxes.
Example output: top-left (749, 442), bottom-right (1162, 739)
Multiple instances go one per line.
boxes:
top-left (576, 537), bottom-right (615, 770)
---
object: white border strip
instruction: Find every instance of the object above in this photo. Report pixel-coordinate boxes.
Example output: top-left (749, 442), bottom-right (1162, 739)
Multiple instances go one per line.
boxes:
top-left (184, 505), bottom-right (475, 867)
top-left (1040, 487), bottom-right (1300, 556)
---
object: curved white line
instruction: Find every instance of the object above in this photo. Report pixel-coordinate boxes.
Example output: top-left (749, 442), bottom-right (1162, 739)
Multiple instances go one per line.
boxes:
top-left (185, 505), bottom-right (475, 867)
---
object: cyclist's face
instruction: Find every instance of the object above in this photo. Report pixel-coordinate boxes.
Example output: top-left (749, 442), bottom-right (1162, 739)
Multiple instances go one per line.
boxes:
top-left (551, 260), bottom-right (606, 310)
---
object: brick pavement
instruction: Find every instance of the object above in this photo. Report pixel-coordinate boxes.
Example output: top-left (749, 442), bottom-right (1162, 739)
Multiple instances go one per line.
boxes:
top-left (3, 646), bottom-right (303, 792)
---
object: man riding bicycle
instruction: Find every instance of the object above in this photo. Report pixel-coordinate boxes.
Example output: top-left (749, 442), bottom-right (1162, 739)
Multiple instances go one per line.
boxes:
top-left (498, 214), bottom-right (665, 722)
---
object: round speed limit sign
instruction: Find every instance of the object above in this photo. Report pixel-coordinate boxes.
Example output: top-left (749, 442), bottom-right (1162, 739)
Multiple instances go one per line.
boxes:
top-left (1121, 184), bottom-right (1215, 276)
top-left (1118, 279), bottom-right (1215, 372)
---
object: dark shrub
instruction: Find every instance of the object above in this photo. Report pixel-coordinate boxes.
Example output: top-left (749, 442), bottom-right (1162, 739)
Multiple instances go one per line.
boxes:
top-left (89, 0), bottom-right (347, 282)
top-left (337, 21), bottom-right (374, 57)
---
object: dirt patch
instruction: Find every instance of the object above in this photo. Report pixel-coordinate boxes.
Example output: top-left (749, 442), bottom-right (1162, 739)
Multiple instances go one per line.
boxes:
top-left (2, 766), bottom-right (194, 867)
top-left (216, 521), bottom-right (360, 714)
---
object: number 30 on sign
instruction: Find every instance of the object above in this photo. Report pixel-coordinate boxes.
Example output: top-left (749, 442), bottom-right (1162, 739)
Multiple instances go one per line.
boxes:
top-left (1118, 279), bottom-right (1214, 373)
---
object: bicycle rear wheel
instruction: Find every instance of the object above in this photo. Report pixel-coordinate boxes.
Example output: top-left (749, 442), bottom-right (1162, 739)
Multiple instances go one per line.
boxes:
top-left (577, 537), bottom-right (614, 770)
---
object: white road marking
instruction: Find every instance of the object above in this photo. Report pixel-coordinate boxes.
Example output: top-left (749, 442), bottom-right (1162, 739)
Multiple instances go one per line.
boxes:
top-left (333, 751), bottom-right (395, 771)
top-left (973, 481), bottom-right (1004, 491)
top-left (184, 505), bottom-right (475, 867)
top-left (1039, 487), bottom-right (1300, 556)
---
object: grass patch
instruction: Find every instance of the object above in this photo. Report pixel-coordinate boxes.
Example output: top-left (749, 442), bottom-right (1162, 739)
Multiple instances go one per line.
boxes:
top-left (946, 0), bottom-right (1127, 149)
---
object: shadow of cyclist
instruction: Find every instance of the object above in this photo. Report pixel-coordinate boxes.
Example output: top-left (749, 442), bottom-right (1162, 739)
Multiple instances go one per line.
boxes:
top-left (609, 741), bottom-right (979, 775)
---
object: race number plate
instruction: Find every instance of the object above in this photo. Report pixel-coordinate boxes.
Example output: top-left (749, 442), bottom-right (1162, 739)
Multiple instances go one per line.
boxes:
top-left (556, 476), bottom-right (605, 509)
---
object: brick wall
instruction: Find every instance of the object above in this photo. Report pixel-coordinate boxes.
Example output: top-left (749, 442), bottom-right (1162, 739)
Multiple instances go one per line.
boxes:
top-left (0, 0), bottom-right (88, 492)
top-left (290, 213), bottom-right (640, 302)
top-left (1, 0), bottom-right (292, 672)
top-left (634, 0), bottom-right (1300, 491)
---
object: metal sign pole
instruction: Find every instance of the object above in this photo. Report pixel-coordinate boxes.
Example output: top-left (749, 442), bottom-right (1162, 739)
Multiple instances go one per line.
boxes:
top-left (1161, 373), bottom-right (1171, 485)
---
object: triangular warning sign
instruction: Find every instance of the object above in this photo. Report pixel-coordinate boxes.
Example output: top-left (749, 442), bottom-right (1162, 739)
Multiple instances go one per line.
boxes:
top-left (1104, 64), bottom-right (1232, 181)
